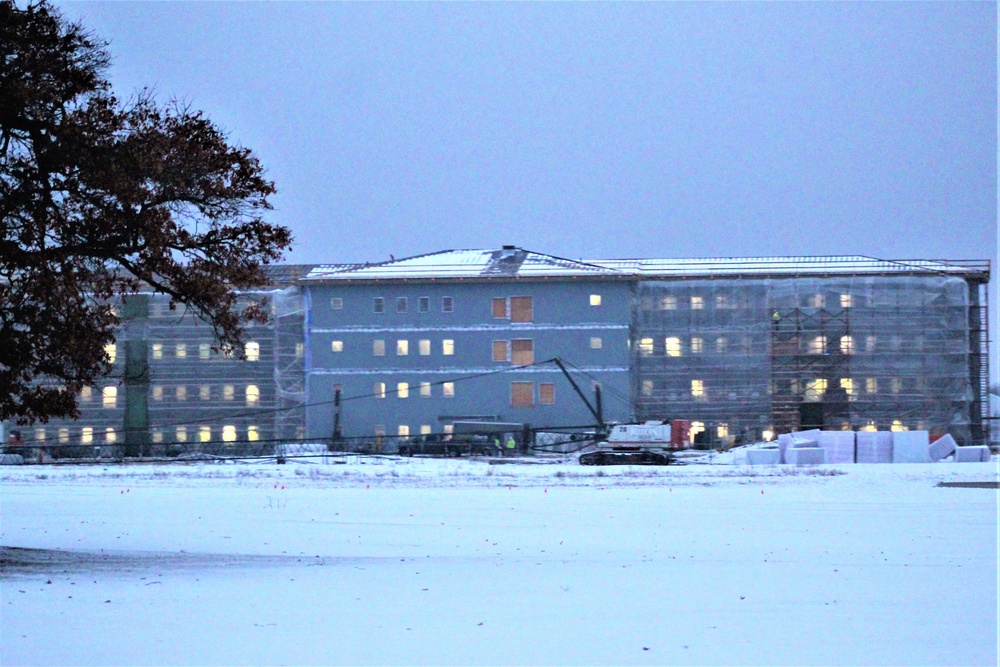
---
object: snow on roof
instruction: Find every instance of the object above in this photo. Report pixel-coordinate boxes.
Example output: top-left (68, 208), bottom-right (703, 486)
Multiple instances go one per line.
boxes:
top-left (303, 249), bottom-right (988, 282)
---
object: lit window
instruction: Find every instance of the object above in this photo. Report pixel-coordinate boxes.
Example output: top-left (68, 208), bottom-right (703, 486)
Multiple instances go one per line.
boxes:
top-left (418, 297), bottom-right (429, 313)
top-left (295, 343), bottom-right (304, 358)
top-left (82, 427), bottom-right (94, 444)
top-left (840, 378), bottom-right (855, 401)
top-left (397, 340), bottom-right (409, 356)
top-left (492, 297), bottom-right (508, 319)
top-left (840, 294), bottom-right (853, 308)
top-left (865, 335), bottom-right (876, 352)
top-left (199, 426), bottom-right (211, 443)
top-left (58, 428), bottom-right (70, 443)
top-left (331, 340), bottom-right (344, 352)
top-left (200, 343), bottom-right (211, 360)
top-left (397, 382), bottom-right (409, 399)
top-left (199, 385), bottom-right (210, 401)
top-left (246, 342), bottom-right (260, 361)
top-left (660, 296), bottom-right (677, 310)
top-left (666, 337), bottom-right (682, 357)
top-left (102, 386), bottom-right (117, 408)
top-left (510, 296), bottom-right (533, 323)
top-left (81, 386), bottom-right (92, 403)
top-left (246, 385), bottom-right (260, 406)
top-left (590, 337), bottom-right (602, 349)
top-left (34, 428), bottom-right (45, 442)
top-left (891, 378), bottom-right (902, 394)
top-left (420, 425), bottom-right (432, 435)
top-left (691, 380), bottom-right (705, 399)
top-left (104, 343), bottom-right (117, 363)
top-left (221, 344), bottom-right (234, 358)
top-left (804, 378), bottom-right (828, 402)
top-left (642, 380), bottom-right (653, 397)
top-left (443, 424), bottom-right (454, 438)
top-left (715, 295), bottom-right (729, 309)
top-left (174, 343), bottom-right (186, 359)
top-left (493, 340), bottom-right (509, 362)
top-left (840, 336), bottom-right (854, 355)
top-left (373, 297), bottom-right (384, 313)
top-left (442, 297), bottom-right (454, 313)
top-left (398, 425), bottom-right (410, 437)
top-left (420, 382), bottom-right (431, 398)
top-left (639, 338), bottom-right (654, 356)
top-left (396, 297), bottom-right (407, 313)
top-left (808, 294), bottom-right (825, 308)
top-left (715, 337), bottom-right (727, 354)
top-left (540, 383), bottom-right (555, 404)
top-left (690, 422), bottom-right (704, 439)
top-left (152, 385), bottom-right (164, 401)
top-left (374, 383), bottom-right (386, 399)
top-left (176, 385), bottom-right (187, 401)
top-left (442, 339), bottom-right (455, 356)
top-left (511, 339), bottom-right (533, 366)
top-left (330, 298), bottom-right (343, 310)
top-left (808, 335), bottom-right (827, 355)
top-left (691, 296), bottom-right (704, 310)
top-left (511, 382), bottom-right (534, 407)
top-left (419, 339), bottom-right (431, 356)
top-left (373, 340), bottom-right (385, 356)
top-left (691, 337), bottom-right (703, 354)
top-left (152, 343), bottom-right (163, 359)
top-left (222, 425), bottom-right (237, 443)
top-left (248, 426), bottom-right (259, 441)
top-left (442, 382), bottom-right (455, 398)
top-left (104, 428), bottom-right (116, 444)
top-left (866, 378), bottom-right (878, 394)
top-left (176, 426), bottom-right (187, 442)
top-left (717, 424), bottom-right (729, 439)
top-left (152, 430), bottom-right (163, 444)
top-left (890, 419), bottom-right (907, 432)
top-left (590, 294), bottom-right (602, 306)
top-left (223, 385), bottom-right (234, 401)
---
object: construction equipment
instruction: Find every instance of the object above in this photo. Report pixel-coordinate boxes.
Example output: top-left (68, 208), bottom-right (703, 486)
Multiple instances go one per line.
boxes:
top-left (550, 358), bottom-right (689, 465)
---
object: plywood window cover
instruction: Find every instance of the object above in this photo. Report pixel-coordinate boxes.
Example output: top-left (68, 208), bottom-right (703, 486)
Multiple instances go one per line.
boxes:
top-left (511, 381), bottom-right (534, 407)
top-left (510, 296), bottom-right (533, 323)
top-left (511, 339), bottom-right (533, 366)
top-left (539, 383), bottom-right (555, 405)
top-left (492, 297), bottom-right (508, 319)
top-left (493, 340), bottom-right (509, 362)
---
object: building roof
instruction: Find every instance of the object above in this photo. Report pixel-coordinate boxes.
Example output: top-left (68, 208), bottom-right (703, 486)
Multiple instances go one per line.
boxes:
top-left (303, 248), bottom-right (990, 283)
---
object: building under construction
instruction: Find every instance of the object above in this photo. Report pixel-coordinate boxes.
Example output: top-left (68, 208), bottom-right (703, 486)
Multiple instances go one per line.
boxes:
top-left (12, 249), bottom-right (991, 454)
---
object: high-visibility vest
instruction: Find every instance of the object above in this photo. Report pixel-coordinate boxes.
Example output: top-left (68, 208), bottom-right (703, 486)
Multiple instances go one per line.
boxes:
top-left (506, 437), bottom-right (516, 449)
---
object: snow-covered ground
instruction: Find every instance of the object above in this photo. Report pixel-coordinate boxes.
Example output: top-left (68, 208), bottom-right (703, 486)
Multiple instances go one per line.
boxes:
top-left (2, 456), bottom-right (997, 666)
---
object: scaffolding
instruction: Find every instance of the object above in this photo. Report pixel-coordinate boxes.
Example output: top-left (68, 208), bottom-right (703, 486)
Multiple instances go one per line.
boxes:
top-left (633, 269), bottom-right (989, 446)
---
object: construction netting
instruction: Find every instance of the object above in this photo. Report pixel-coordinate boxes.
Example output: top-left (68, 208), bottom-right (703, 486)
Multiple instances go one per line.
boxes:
top-left (632, 274), bottom-right (984, 446)
top-left (15, 287), bottom-right (306, 458)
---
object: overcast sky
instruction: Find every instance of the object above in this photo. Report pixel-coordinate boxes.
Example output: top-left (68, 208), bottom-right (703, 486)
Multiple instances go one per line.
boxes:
top-left (58, 1), bottom-right (995, 268)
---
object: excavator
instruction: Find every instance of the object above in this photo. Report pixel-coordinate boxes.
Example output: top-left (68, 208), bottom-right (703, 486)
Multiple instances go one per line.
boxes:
top-left (551, 358), bottom-right (689, 466)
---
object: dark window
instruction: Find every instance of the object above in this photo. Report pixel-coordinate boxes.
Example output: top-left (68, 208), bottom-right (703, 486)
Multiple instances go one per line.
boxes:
top-left (418, 297), bottom-right (429, 313)
top-left (442, 296), bottom-right (454, 313)
top-left (396, 297), bottom-right (407, 313)
top-left (373, 297), bottom-right (384, 313)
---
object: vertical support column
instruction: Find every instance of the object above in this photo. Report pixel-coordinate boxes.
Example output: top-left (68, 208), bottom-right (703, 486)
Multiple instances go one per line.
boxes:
top-left (122, 294), bottom-right (150, 458)
top-left (967, 280), bottom-right (987, 444)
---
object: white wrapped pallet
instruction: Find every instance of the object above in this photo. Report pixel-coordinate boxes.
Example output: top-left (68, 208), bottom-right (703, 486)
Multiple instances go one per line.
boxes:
top-left (786, 447), bottom-right (826, 465)
top-left (819, 431), bottom-right (856, 464)
top-left (954, 445), bottom-right (991, 463)
top-left (747, 448), bottom-right (781, 465)
top-left (777, 433), bottom-right (794, 464)
top-left (856, 431), bottom-right (893, 464)
top-left (928, 434), bottom-right (957, 462)
top-left (892, 431), bottom-right (930, 463)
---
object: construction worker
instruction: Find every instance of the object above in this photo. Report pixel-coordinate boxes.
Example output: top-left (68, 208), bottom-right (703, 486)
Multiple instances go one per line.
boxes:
top-left (492, 435), bottom-right (501, 456)
top-left (505, 434), bottom-right (516, 457)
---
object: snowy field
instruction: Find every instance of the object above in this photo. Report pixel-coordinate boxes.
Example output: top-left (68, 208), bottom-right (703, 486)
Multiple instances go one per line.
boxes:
top-left (1, 456), bottom-right (997, 666)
